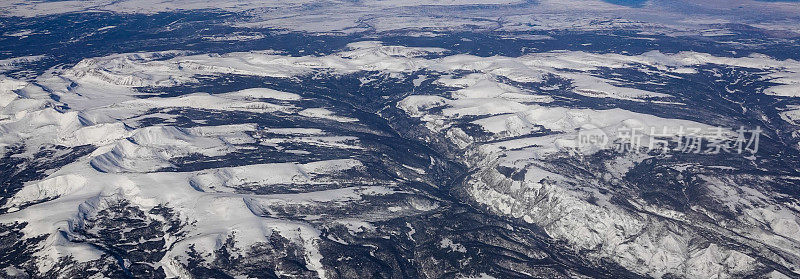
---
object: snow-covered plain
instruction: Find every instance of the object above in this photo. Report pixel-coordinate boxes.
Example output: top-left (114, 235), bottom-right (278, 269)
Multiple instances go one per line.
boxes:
top-left (2, 0), bottom-right (800, 38)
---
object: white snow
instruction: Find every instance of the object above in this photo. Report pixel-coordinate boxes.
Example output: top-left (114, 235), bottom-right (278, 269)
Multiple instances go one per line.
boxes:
top-left (439, 238), bottom-right (467, 253)
top-left (190, 159), bottom-right (363, 192)
top-left (2, 37), bottom-right (800, 279)
top-left (0, 55), bottom-right (46, 73)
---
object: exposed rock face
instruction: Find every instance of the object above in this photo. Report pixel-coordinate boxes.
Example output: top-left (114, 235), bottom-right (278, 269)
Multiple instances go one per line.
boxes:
top-left (2, 7), bottom-right (800, 278)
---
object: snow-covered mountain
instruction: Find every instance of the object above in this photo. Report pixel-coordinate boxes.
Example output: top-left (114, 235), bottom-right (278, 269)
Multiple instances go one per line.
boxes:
top-left (1, 0), bottom-right (800, 278)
